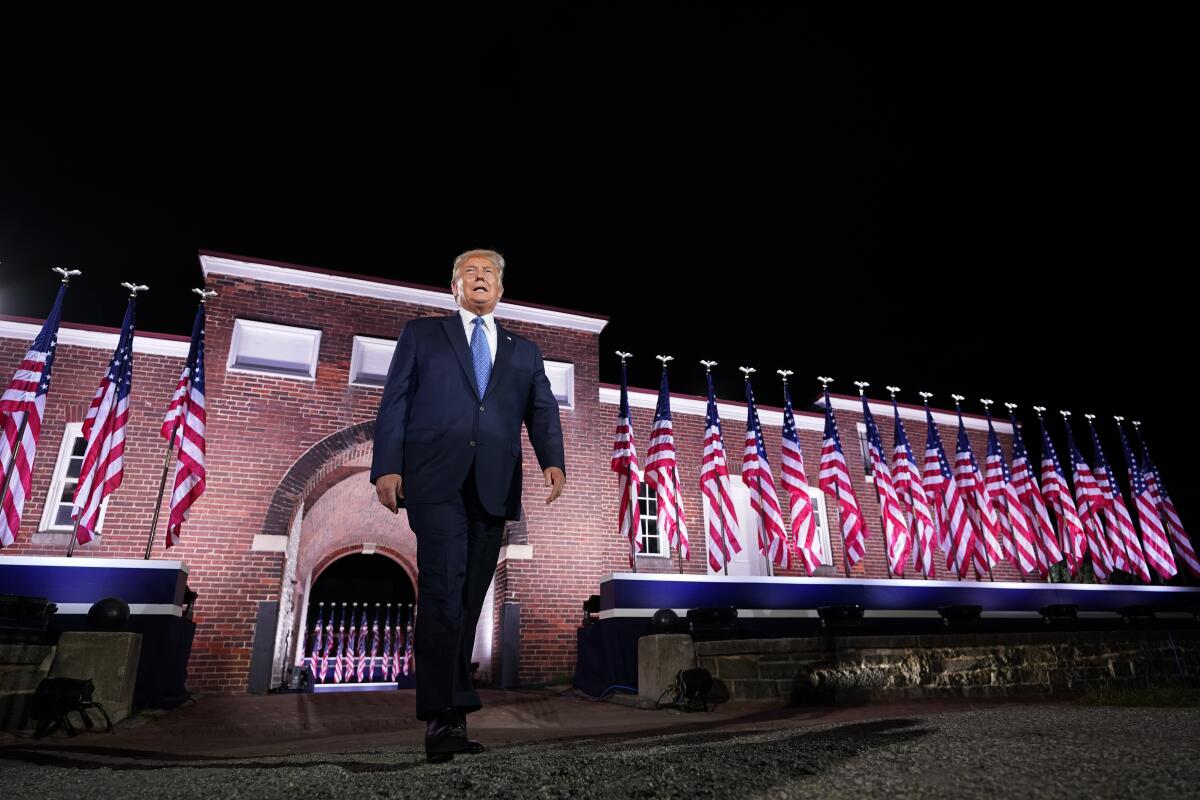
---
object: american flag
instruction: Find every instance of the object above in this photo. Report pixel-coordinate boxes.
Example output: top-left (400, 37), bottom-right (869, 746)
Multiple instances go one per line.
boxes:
top-left (367, 606), bottom-right (381, 682)
top-left (310, 605), bottom-right (324, 674)
top-left (1133, 425), bottom-right (1200, 578)
top-left (819, 390), bottom-right (866, 569)
top-left (700, 372), bottom-right (741, 572)
top-left (403, 608), bottom-right (415, 676)
top-left (1088, 420), bottom-right (1149, 582)
top-left (0, 284), bottom-right (66, 548)
top-left (1116, 421), bottom-right (1177, 579)
top-left (644, 365), bottom-right (689, 560)
top-left (1036, 415), bottom-right (1086, 574)
top-left (344, 606), bottom-right (359, 681)
top-left (319, 607), bottom-right (334, 683)
top-left (860, 395), bottom-right (911, 576)
top-left (953, 416), bottom-right (1005, 577)
top-left (610, 361), bottom-right (642, 567)
top-left (742, 380), bottom-right (788, 568)
top-left (1063, 419), bottom-right (1114, 581)
top-left (781, 383), bottom-right (821, 575)
top-left (355, 606), bottom-right (369, 682)
top-left (333, 606), bottom-right (346, 683)
top-left (382, 605), bottom-right (394, 682)
top-left (71, 298), bottom-right (138, 544)
top-left (890, 401), bottom-right (936, 578)
top-left (983, 414), bottom-right (1042, 577)
top-left (922, 405), bottom-right (977, 577)
top-left (1009, 413), bottom-right (1062, 572)
top-left (398, 606), bottom-right (412, 681)
top-left (163, 303), bottom-right (208, 548)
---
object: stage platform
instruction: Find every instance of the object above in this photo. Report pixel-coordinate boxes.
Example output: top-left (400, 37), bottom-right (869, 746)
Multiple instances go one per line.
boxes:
top-left (0, 556), bottom-right (195, 708)
top-left (574, 572), bottom-right (1200, 697)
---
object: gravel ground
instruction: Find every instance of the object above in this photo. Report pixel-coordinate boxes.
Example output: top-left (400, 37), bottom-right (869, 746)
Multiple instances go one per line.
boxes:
top-left (2, 704), bottom-right (1197, 799)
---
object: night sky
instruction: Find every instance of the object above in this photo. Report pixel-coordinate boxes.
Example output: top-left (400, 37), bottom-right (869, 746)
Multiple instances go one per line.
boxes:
top-left (1, 8), bottom-right (1193, 516)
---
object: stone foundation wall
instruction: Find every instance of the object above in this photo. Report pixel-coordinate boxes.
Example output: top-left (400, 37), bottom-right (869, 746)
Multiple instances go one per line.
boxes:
top-left (692, 629), bottom-right (1200, 704)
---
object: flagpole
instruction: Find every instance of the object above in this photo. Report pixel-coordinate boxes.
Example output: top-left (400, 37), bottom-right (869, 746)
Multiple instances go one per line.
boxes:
top-left (742, 368), bottom-right (773, 577)
top-left (856, 382), bottom-right (895, 580)
top-left (1115, 417), bottom-right (1160, 585)
top-left (1086, 415), bottom-right (1133, 577)
top-left (0, 413), bottom-right (30, 518)
top-left (1132, 420), bottom-right (1189, 586)
top-left (819, 378), bottom-right (853, 579)
top-left (655, 354), bottom-right (685, 575)
top-left (701, 361), bottom-right (732, 577)
top-left (952, 394), bottom-right (994, 583)
top-left (144, 421), bottom-right (180, 559)
top-left (1, 268), bottom-right (81, 547)
top-left (144, 288), bottom-right (214, 558)
top-left (888, 387), bottom-right (927, 581)
top-left (982, 399), bottom-right (1024, 584)
top-left (672, 464), bottom-right (684, 574)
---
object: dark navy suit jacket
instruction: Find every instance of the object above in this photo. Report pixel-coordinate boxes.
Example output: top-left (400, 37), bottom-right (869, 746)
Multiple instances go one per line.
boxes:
top-left (369, 312), bottom-right (566, 520)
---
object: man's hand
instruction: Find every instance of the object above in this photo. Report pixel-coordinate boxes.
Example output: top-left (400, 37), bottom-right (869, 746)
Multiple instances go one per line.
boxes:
top-left (544, 467), bottom-right (565, 505)
top-left (375, 474), bottom-right (404, 514)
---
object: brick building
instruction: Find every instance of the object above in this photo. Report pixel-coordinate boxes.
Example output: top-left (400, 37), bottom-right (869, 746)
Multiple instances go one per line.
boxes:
top-left (0, 251), bottom-right (1019, 694)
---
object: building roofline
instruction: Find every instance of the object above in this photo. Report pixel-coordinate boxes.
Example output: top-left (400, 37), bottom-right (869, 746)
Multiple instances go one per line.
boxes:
top-left (0, 315), bottom-right (191, 358)
top-left (199, 251), bottom-right (609, 334)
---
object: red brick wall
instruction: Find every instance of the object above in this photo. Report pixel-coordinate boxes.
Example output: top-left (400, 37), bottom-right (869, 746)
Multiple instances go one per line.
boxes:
top-left (1, 274), bottom-right (1025, 694)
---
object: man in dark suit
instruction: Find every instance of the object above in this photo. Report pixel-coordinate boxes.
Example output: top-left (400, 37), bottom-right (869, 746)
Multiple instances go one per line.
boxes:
top-left (371, 249), bottom-right (566, 763)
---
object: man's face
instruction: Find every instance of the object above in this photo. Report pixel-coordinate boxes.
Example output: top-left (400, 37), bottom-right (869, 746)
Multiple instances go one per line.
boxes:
top-left (453, 255), bottom-right (503, 315)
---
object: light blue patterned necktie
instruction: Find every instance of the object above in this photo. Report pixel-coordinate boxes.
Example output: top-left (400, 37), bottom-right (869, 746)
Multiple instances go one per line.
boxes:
top-left (471, 316), bottom-right (491, 396)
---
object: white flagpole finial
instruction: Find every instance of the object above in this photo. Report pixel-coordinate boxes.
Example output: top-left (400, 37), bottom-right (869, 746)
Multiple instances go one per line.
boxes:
top-left (1060, 409), bottom-right (1072, 419)
top-left (950, 394), bottom-right (965, 410)
top-left (886, 385), bottom-right (901, 399)
top-left (615, 351), bottom-right (633, 362)
top-left (739, 366), bottom-right (756, 379)
top-left (1131, 420), bottom-right (1142, 428)
top-left (1004, 402), bottom-right (1019, 412)
top-left (776, 369), bottom-right (794, 383)
top-left (656, 355), bottom-right (674, 365)
top-left (700, 359), bottom-right (718, 373)
top-left (121, 282), bottom-right (150, 297)
top-left (1084, 413), bottom-right (1097, 423)
top-left (1033, 406), bottom-right (1047, 417)
top-left (53, 267), bottom-right (82, 284)
top-left (980, 398), bottom-right (994, 409)
top-left (918, 391), bottom-right (934, 402)
top-left (193, 288), bottom-right (218, 302)
top-left (817, 376), bottom-right (834, 389)
top-left (853, 380), bottom-right (869, 397)
top-left (1114, 415), bottom-right (1125, 423)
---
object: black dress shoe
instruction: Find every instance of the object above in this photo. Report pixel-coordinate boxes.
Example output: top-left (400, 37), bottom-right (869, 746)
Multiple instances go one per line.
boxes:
top-left (451, 708), bottom-right (486, 755)
top-left (425, 711), bottom-right (467, 763)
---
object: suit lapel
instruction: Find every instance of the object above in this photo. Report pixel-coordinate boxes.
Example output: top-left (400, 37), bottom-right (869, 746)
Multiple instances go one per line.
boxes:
top-left (484, 321), bottom-right (516, 401)
top-left (441, 314), bottom-right (480, 399)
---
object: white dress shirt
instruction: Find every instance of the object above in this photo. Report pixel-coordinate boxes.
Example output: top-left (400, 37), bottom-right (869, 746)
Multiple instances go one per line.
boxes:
top-left (457, 307), bottom-right (497, 365)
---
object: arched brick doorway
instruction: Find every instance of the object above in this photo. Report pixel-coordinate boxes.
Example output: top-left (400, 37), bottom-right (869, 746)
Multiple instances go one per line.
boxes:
top-left (268, 424), bottom-right (497, 688)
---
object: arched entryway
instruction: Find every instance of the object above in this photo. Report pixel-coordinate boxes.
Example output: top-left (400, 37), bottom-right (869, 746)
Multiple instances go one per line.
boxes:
top-left (267, 425), bottom-right (499, 690)
top-left (300, 553), bottom-right (418, 686)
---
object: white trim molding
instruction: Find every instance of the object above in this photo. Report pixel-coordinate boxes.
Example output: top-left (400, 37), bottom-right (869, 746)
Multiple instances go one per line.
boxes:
top-left (200, 254), bottom-right (608, 334)
top-left (498, 544), bottom-right (533, 562)
top-left (226, 318), bottom-right (322, 381)
top-left (349, 335), bottom-right (396, 387)
top-left (545, 361), bottom-right (575, 409)
top-left (251, 534), bottom-right (289, 552)
top-left (598, 386), bottom-right (825, 431)
top-left (0, 319), bottom-right (190, 358)
top-left (820, 394), bottom-right (1015, 434)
